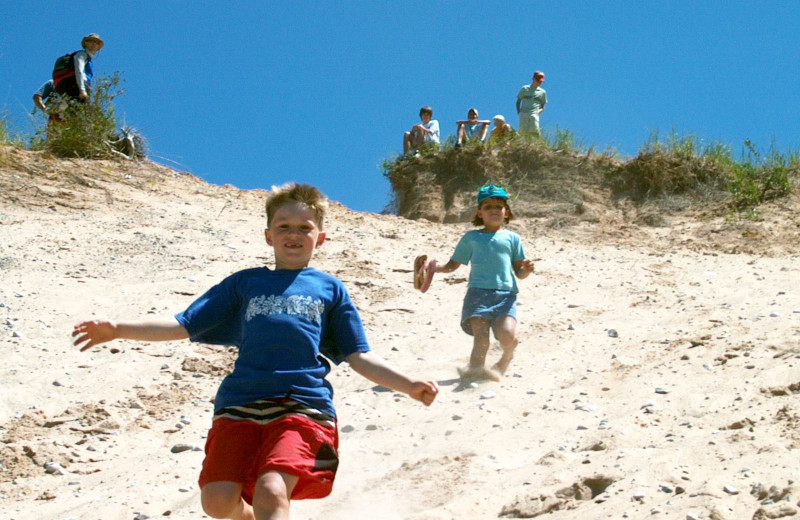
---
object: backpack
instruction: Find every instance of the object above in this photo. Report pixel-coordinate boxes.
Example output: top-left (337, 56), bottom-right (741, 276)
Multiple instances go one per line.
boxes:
top-left (52, 52), bottom-right (78, 95)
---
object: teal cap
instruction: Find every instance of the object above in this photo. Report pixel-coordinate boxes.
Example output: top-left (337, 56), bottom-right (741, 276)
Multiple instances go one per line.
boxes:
top-left (477, 184), bottom-right (509, 204)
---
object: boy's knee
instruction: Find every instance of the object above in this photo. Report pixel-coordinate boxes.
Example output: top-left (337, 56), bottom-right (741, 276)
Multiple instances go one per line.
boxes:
top-left (201, 485), bottom-right (242, 519)
top-left (253, 474), bottom-right (291, 511)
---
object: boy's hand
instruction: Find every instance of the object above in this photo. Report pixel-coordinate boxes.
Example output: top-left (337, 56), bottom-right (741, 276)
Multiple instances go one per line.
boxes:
top-left (72, 320), bottom-right (117, 352)
top-left (408, 381), bottom-right (439, 407)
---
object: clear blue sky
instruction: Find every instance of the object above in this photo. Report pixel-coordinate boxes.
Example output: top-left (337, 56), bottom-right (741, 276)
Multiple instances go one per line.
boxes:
top-left (3, 2), bottom-right (799, 213)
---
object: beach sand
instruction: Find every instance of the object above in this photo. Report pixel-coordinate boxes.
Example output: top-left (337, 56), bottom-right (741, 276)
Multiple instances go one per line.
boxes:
top-left (1, 148), bottom-right (799, 519)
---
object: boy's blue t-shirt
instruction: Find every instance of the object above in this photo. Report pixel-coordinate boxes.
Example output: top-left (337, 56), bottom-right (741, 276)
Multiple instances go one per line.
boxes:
top-left (175, 267), bottom-right (371, 419)
top-left (451, 229), bottom-right (526, 293)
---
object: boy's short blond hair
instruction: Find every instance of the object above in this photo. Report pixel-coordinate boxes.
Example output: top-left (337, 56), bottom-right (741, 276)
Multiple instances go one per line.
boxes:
top-left (266, 183), bottom-right (328, 229)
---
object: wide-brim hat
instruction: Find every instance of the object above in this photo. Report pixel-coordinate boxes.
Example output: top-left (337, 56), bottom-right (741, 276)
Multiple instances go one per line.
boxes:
top-left (82, 33), bottom-right (104, 50)
top-left (477, 184), bottom-right (509, 204)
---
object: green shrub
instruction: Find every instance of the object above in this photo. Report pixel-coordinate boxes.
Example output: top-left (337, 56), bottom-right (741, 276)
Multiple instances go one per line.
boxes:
top-left (41, 72), bottom-right (125, 159)
top-left (728, 140), bottom-right (794, 209)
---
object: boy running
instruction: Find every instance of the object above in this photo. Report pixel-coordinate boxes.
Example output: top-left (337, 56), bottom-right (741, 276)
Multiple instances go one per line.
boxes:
top-left (73, 183), bottom-right (438, 520)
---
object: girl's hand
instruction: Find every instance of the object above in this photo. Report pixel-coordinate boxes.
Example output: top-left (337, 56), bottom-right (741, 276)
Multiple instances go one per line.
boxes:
top-left (72, 320), bottom-right (117, 352)
top-left (515, 259), bottom-right (535, 278)
top-left (408, 381), bottom-right (439, 406)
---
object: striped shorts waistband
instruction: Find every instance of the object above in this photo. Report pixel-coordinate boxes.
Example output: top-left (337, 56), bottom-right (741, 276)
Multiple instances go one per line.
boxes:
top-left (213, 399), bottom-right (335, 428)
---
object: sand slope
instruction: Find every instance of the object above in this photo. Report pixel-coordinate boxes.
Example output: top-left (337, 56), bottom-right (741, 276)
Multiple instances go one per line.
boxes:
top-left (1, 149), bottom-right (799, 519)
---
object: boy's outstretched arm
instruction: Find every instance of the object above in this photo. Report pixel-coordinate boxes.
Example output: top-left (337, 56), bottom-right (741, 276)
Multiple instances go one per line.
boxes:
top-left (346, 351), bottom-right (438, 406)
top-left (72, 318), bottom-right (189, 352)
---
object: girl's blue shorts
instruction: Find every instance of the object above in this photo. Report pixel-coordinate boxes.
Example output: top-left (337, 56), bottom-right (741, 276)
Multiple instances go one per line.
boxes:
top-left (460, 288), bottom-right (517, 335)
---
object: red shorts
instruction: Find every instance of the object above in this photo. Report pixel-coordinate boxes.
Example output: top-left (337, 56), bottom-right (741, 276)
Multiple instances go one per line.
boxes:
top-left (198, 414), bottom-right (339, 502)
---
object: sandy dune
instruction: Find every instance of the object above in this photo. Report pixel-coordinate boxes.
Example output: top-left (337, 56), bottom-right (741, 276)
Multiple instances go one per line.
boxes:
top-left (1, 149), bottom-right (799, 519)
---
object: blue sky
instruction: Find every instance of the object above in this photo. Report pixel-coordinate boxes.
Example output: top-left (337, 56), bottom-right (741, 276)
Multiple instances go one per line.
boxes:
top-left (3, 2), bottom-right (799, 213)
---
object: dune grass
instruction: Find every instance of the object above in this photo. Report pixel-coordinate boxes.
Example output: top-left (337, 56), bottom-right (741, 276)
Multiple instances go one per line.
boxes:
top-left (383, 125), bottom-right (799, 220)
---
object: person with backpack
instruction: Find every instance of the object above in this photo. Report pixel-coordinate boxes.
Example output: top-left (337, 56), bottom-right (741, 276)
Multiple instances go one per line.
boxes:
top-left (53, 33), bottom-right (104, 102)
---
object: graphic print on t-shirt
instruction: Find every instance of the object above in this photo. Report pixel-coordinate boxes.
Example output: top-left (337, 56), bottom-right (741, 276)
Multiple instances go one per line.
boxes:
top-left (245, 294), bottom-right (325, 324)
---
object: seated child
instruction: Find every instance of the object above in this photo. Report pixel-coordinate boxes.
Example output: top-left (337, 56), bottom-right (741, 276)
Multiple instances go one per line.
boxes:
top-left (488, 114), bottom-right (516, 148)
top-left (403, 105), bottom-right (440, 155)
top-left (455, 108), bottom-right (490, 147)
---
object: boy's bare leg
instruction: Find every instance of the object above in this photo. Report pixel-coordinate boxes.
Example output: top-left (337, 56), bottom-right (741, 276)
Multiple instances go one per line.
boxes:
top-left (413, 127), bottom-right (425, 151)
top-left (201, 481), bottom-right (255, 520)
top-left (252, 471), bottom-right (298, 520)
top-left (456, 124), bottom-right (466, 145)
top-left (403, 131), bottom-right (412, 155)
top-left (478, 123), bottom-right (489, 142)
top-left (492, 315), bottom-right (518, 375)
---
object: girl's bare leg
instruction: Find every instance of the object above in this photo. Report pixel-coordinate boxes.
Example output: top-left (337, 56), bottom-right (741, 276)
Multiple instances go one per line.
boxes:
top-left (459, 318), bottom-right (500, 381)
top-left (491, 315), bottom-right (518, 375)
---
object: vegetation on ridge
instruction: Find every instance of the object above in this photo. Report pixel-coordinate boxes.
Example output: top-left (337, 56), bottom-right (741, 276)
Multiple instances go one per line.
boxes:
top-left (1, 72), bottom-right (147, 163)
top-left (382, 129), bottom-right (800, 223)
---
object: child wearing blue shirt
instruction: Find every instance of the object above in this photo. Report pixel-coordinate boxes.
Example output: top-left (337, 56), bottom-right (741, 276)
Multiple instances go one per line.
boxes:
top-left (422, 185), bottom-right (534, 381)
top-left (73, 183), bottom-right (438, 520)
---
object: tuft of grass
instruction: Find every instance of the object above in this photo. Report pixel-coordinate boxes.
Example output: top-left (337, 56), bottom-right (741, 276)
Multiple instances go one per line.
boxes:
top-left (0, 110), bottom-right (26, 149)
top-left (542, 126), bottom-right (583, 153)
top-left (623, 130), bottom-right (797, 213)
top-left (727, 140), bottom-right (794, 210)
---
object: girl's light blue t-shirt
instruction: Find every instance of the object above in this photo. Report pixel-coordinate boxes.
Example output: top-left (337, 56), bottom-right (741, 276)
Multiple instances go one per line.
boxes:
top-left (451, 229), bottom-right (526, 292)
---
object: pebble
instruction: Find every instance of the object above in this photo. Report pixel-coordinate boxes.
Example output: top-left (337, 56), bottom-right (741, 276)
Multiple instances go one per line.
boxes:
top-left (12, 331), bottom-right (22, 338)
top-left (575, 404), bottom-right (596, 412)
top-left (180, 417), bottom-right (191, 425)
top-left (480, 391), bottom-right (496, 400)
top-left (340, 425), bottom-right (355, 433)
top-left (723, 485), bottom-right (739, 495)
top-left (607, 329), bottom-right (618, 338)
top-left (659, 485), bottom-right (673, 493)
top-left (44, 462), bottom-right (67, 475)
top-left (170, 444), bottom-right (194, 454)
top-left (686, 514), bottom-right (700, 520)
top-left (770, 312), bottom-right (780, 318)
top-left (703, 364), bottom-right (714, 371)
top-left (641, 401), bottom-right (656, 409)
top-left (567, 323), bottom-right (575, 330)
top-left (576, 425), bottom-right (588, 430)
top-left (365, 424), bottom-right (378, 431)
top-left (452, 414), bottom-right (463, 421)
top-left (655, 388), bottom-right (670, 394)
top-left (52, 381), bottom-right (62, 387)
top-left (793, 308), bottom-right (800, 314)
top-left (598, 419), bottom-right (609, 429)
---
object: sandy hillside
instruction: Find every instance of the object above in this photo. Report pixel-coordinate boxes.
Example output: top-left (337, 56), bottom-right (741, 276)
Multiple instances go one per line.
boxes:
top-left (1, 147), bottom-right (799, 520)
